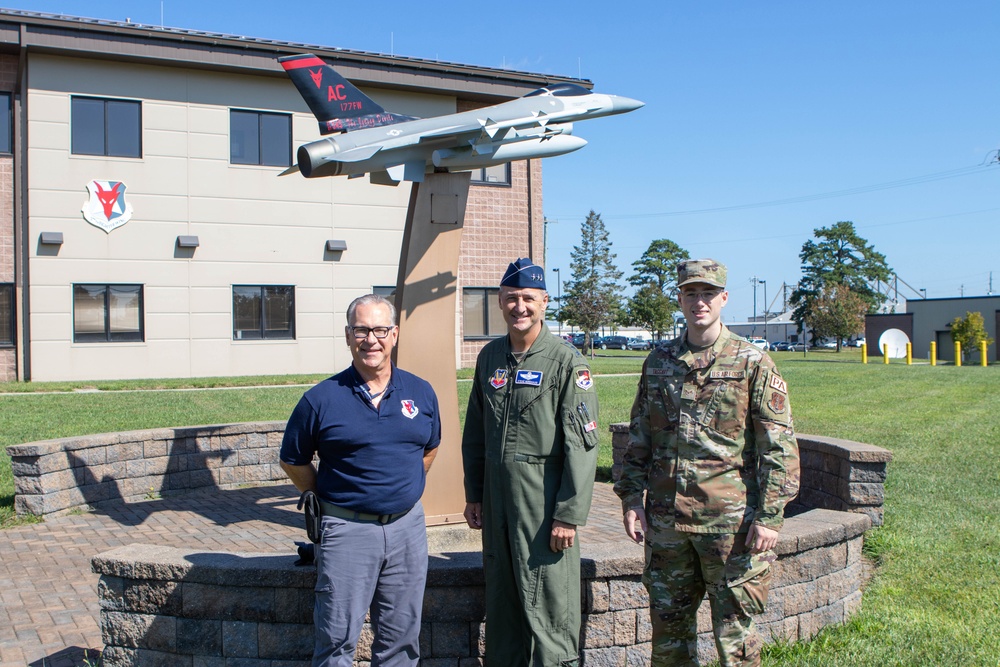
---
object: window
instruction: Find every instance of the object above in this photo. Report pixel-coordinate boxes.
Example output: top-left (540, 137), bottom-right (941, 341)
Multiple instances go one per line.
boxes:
top-left (71, 97), bottom-right (141, 158)
top-left (0, 283), bottom-right (13, 347)
top-left (233, 285), bottom-right (295, 340)
top-left (73, 284), bottom-right (144, 343)
top-left (0, 93), bottom-right (10, 154)
top-left (470, 163), bottom-right (510, 185)
top-left (372, 286), bottom-right (397, 300)
top-left (463, 288), bottom-right (506, 338)
top-left (230, 110), bottom-right (291, 167)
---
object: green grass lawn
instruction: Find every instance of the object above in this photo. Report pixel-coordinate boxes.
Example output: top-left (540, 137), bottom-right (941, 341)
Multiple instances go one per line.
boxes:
top-left (1, 351), bottom-right (998, 665)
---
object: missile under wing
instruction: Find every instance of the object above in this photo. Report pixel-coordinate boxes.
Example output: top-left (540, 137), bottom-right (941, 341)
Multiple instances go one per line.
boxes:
top-left (278, 54), bottom-right (643, 184)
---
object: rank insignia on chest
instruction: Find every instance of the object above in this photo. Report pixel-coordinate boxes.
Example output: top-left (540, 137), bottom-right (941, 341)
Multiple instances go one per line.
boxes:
top-left (489, 369), bottom-right (508, 389)
top-left (400, 400), bottom-right (419, 419)
top-left (575, 369), bottom-right (594, 390)
top-left (515, 370), bottom-right (543, 386)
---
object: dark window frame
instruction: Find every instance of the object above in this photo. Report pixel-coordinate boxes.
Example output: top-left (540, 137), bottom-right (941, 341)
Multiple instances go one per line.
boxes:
top-left (230, 109), bottom-right (292, 167)
top-left (0, 283), bottom-right (13, 347)
top-left (70, 96), bottom-right (142, 158)
top-left (463, 287), bottom-right (505, 339)
top-left (470, 162), bottom-right (511, 187)
top-left (72, 283), bottom-right (145, 343)
top-left (232, 285), bottom-right (296, 341)
top-left (0, 93), bottom-right (11, 155)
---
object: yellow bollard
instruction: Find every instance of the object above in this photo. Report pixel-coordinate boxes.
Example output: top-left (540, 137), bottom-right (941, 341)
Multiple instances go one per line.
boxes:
top-left (906, 342), bottom-right (912, 365)
top-left (930, 341), bottom-right (937, 366)
top-left (861, 342), bottom-right (867, 364)
top-left (883, 343), bottom-right (889, 364)
top-left (982, 340), bottom-right (989, 367)
top-left (955, 341), bottom-right (961, 367)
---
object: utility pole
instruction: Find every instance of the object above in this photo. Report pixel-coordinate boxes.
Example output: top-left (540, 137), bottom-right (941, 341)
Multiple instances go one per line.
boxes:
top-left (553, 268), bottom-right (562, 336)
top-left (750, 277), bottom-right (760, 337)
top-left (760, 280), bottom-right (767, 343)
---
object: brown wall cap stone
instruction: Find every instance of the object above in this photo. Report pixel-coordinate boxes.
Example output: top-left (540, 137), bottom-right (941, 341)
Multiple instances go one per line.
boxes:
top-left (580, 541), bottom-right (645, 579)
top-left (796, 435), bottom-right (893, 463)
top-left (92, 544), bottom-right (314, 589)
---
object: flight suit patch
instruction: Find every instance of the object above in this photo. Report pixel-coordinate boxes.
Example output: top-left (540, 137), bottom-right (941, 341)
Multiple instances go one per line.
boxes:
top-left (489, 369), bottom-right (508, 389)
top-left (515, 370), bottom-right (543, 386)
top-left (575, 369), bottom-right (594, 390)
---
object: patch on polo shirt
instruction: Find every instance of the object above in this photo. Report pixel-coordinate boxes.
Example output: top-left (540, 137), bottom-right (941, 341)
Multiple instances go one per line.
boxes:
top-left (515, 370), bottom-right (543, 386)
top-left (400, 400), bottom-right (419, 419)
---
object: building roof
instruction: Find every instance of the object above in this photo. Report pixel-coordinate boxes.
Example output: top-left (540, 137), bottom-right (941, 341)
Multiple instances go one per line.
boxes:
top-left (0, 8), bottom-right (592, 101)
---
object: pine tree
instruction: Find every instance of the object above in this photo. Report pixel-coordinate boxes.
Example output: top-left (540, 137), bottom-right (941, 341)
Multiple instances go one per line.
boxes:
top-left (626, 238), bottom-right (689, 339)
top-left (562, 210), bottom-right (623, 355)
top-left (790, 221), bottom-right (892, 332)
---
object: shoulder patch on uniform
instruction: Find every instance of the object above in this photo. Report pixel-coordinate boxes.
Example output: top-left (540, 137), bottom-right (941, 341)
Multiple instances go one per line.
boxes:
top-left (767, 392), bottom-right (787, 414)
top-left (769, 374), bottom-right (787, 393)
top-left (575, 368), bottom-right (594, 390)
top-left (710, 370), bottom-right (746, 379)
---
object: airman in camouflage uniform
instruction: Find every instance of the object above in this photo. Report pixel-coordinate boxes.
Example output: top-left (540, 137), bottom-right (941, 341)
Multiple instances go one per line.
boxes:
top-left (614, 259), bottom-right (799, 667)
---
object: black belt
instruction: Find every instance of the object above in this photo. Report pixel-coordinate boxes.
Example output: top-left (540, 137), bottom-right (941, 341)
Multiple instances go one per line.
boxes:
top-left (319, 499), bottom-right (411, 525)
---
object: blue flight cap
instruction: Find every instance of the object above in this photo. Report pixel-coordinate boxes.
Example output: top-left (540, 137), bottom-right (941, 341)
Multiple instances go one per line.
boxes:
top-left (500, 258), bottom-right (546, 290)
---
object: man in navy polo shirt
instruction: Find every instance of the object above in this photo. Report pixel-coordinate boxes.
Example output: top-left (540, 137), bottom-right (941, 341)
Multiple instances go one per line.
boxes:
top-left (280, 293), bottom-right (440, 667)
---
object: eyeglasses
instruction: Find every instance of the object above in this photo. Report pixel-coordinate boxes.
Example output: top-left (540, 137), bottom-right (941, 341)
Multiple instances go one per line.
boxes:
top-left (680, 289), bottom-right (723, 302)
top-left (350, 326), bottom-right (395, 339)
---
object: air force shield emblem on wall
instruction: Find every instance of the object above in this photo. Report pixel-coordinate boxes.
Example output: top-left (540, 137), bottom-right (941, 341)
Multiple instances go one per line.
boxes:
top-left (82, 180), bottom-right (133, 233)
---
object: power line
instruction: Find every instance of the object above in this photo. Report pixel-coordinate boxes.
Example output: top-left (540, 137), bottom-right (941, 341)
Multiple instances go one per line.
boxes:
top-left (548, 162), bottom-right (996, 221)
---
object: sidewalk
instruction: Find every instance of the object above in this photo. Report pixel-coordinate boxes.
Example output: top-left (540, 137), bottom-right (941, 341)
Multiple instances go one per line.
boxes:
top-left (0, 482), bottom-right (628, 666)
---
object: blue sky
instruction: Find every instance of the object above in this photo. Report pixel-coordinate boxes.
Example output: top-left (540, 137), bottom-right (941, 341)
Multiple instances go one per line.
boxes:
top-left (7, 1), bottom-right (998, 321)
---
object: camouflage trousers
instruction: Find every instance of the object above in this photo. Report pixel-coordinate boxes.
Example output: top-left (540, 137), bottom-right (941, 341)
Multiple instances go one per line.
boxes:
top-left (643, 522), bottom-right (773, 667)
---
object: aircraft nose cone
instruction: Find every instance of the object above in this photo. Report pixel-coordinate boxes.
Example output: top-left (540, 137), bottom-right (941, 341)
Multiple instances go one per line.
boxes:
top-left (612, 95), bottom-right (644, 114)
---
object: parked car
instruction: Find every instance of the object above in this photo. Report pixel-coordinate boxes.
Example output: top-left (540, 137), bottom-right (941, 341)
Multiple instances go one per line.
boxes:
top-left (749, 338), bottom-right (770, 351)
top-left (598, 335), bottom-right (629, 350)
top-left (815, 340), bottom-right (838, 349)
top-left (787, 342), bottom-right (807, 351)
top-left (627, 337), bottom-right (651, 351)
top-left (772, 341), bottom-right (792, 352)
top-left (848, 337), bottom-right (866, 348)
top-left (570, 333), bottom-right (599, 349)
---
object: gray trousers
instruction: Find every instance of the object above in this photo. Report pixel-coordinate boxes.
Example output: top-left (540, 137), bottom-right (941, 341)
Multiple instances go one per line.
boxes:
top-left (313, 502), bottom-right (427, 667)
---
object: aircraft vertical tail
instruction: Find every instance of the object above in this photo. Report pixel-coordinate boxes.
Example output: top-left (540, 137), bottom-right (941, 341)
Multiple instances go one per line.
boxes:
top-left (279, 54), bottom-right (415, 134)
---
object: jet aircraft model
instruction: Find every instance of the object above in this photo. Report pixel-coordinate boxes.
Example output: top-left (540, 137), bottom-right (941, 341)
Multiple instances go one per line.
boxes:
top-left (278, 53), bottom-right (643, 184)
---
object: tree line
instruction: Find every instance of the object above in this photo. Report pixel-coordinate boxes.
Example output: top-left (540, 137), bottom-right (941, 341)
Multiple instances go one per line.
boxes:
top-left (552, 212), bottom-right (992, 356)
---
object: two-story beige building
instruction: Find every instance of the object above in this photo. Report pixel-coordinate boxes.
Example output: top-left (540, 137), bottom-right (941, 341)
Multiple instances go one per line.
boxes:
top-left (0, 10), bottom-right (580, 382)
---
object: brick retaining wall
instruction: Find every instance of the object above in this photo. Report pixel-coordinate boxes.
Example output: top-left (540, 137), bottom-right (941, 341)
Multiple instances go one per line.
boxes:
top-left (7, 422), bottom-right (288, 516)
top-left (610, 424), bottom-right (892, 526)
top-left (10, 421), bottom-right (890, 664)
top-left (92, 508), bottom-right (870, 666)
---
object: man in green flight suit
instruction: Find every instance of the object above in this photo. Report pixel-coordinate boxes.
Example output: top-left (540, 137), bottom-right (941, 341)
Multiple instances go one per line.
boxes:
top-left (463, 258), bottom-right (600, 667)
top-left (615, 259), bottom-right (800, 667)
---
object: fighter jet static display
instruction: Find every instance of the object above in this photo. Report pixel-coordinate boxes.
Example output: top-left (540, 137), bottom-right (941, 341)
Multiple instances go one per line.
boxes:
top-left (278, 53), bottom-right (644, 185)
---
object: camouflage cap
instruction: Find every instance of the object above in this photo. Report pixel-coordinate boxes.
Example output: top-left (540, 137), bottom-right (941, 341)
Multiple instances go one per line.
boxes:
top-left (677, 259), bottom-right (727, 288)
